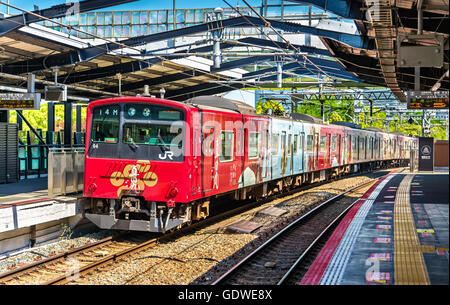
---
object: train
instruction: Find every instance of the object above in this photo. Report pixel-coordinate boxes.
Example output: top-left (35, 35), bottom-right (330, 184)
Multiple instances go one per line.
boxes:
top-left (82, 96), bottom-right (417, 232)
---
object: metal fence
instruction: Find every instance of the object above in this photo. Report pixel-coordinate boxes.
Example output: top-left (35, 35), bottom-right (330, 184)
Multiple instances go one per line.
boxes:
top-left (48, 148), bottom-right (85, 198)
top-left (18, 130), bottom-right (85, 178)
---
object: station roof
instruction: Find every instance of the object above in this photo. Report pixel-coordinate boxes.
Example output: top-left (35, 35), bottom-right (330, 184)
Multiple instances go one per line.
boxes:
top-left (295, 0), bottom-right (449, 101)
top-left (0, 0), bottom-right (448, 104)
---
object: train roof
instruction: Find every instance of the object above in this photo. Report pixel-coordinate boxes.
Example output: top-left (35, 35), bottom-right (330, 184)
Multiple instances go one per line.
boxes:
top-left (184, 96), bottom-right (257, 115)
top-left (291, 113), bottom-right (323, 124)
top-left (364, 127), bottom-right (385, 132)
top-left (331, 121), bottom-right (362, 129)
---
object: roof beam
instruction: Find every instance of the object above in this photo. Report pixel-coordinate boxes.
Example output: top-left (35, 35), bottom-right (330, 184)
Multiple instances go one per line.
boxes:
top-left (0, 0), bottom-right (136, 36)
top-left (288, 0), bottom-right (365, 20)
top-left (63, 37), bottom-right (332, 86)
top-left (104, 53), bottom-right (357, 93)
top-left (1, 15), bottom-right (372, 75)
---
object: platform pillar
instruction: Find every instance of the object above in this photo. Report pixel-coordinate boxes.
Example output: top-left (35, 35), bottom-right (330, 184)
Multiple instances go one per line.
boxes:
top-left (64, 102), bottom-right (72, 147)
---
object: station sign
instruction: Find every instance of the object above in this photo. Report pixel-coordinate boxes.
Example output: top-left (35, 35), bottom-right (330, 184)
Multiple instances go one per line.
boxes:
top-left (406, 91), bottom-right (449, 110)
top-left (418, 137), bottom-right (434, 171)
top-left (0, 93), bottom-right (41, 110)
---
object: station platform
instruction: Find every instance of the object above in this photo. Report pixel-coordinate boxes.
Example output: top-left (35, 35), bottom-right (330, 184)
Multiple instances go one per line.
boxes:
top-left (0, 178), bottom-right (84, 255)
top-left (300, 170), bottom-right (449, 285)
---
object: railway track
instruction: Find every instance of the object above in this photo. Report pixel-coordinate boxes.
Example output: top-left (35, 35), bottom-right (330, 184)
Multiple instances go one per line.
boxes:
top-left (211, 177), bottom-right (384, 285)
top-left (0, 168), bottom-right (397, 285)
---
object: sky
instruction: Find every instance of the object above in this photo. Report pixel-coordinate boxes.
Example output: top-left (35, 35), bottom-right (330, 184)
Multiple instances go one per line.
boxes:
top-left (2, 0), bottom-right (265, 14)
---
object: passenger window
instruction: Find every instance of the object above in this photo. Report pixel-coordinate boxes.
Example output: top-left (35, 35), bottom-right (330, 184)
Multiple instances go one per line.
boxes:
top-left (306, 135), bottom-right (313, 152)
top-left (220, 131), bottom-right (234, 162)
top-left (300, 133), bottom-right (305, 152)
top-left (287, 134), bottom-right (292, 155)
top-left (331, 136), bottom-right (337, 152)
top-left (271, 134), bottom-right (279, 155)
top-left (293, 134), bottom-right (298, 154)
top-left (248, 132), bottom-right (259, 159)
top-left (320, 135), bottom-right (326, 152)
top-left (281, 132), bottom-right (286, 153)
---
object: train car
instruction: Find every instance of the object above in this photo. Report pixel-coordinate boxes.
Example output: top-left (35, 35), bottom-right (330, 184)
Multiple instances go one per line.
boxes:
top-left (83, 96), bottom-right (416, 232)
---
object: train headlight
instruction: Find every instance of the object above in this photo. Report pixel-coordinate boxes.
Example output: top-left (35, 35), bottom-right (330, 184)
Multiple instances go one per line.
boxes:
top-left (169, 187), bottom-right (178, 198)
top-left (88, 182), bottom-right (97, 193)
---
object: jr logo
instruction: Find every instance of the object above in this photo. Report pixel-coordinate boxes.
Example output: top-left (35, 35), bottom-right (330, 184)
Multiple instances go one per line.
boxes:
top-left (159, 151), bottom-right (174, 160)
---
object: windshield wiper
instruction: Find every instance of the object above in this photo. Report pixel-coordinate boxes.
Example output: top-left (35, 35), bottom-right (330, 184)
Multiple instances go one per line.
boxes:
top-left (87, 139), bottom-right (94, 154)
top-left (157, 129), bottom-right (170, 150)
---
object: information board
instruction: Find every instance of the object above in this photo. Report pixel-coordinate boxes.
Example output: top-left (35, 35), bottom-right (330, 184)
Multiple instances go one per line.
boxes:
top-left (0, 93), bottom-right (41, 110)
top-left (407, 91), bottom-right (449, 110)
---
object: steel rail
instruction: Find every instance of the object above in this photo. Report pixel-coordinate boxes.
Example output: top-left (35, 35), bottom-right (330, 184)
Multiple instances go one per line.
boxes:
top-left (276, 198), bottom-right (357, 285)
top-left (0, 235), bottom-right (116, 283)
top-left (0, 167), bottom-right (396, 285)
top-left (211, 177), bottom-right (381, 285)
top-left (47, 169), bottom-right (392, 285)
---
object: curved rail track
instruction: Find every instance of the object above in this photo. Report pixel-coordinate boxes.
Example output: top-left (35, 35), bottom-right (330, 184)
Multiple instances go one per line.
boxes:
top-left (211, 177), bottom-right (383, 285)
top-left (0, 168), bottom-right (398, 285)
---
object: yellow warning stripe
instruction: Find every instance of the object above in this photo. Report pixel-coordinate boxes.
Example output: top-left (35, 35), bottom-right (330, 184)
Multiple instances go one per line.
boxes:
top-left (394, 174), bottom-right (430, 285)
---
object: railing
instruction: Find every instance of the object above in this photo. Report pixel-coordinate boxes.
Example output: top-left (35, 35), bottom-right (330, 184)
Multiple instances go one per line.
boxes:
top-left (18, 130), bottom-right (85, 179)
top-left (48, 148), bottom-right (85, 198)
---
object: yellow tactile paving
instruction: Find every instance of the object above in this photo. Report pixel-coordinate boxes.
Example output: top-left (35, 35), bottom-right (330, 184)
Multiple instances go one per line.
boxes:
top-left (394, 174), bottom-right (430, 285)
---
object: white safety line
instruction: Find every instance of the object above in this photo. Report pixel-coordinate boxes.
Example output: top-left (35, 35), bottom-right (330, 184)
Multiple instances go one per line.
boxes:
top-left (320, 174), bottom-right (396, 285)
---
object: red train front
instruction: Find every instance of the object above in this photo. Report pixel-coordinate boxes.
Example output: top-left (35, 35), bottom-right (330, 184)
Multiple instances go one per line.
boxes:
top-left (84, 97), bottom-right (195, 232)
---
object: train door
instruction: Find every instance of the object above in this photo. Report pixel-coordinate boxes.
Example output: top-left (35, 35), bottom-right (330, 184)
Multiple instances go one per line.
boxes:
top-left (202, 126), bottom-right (215, 193)
top-left (293, 133), bottom-right (299, 174)
top-left (191, 119), bottom-right (202, 196)
top-left (299, 132), bottom-right (305, 172)
top-left (325, 134), bottom-right (330, 166)
top-left (287, 132), bottom-right (292, 175)
top-left (337, 134), bottom-right (342, 165)
top-left (262, 129), bottom-right (270, 180)
top-left (314, 132), bottom-right (319, 169)
top-left (281, 131), bottom-right (287, 176)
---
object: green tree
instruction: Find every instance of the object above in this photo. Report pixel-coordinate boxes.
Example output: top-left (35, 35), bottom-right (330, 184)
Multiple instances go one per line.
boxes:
top-left (256, 99), bottom-right (285, 116)
top-left (8, 103), bottom-right (87, 132)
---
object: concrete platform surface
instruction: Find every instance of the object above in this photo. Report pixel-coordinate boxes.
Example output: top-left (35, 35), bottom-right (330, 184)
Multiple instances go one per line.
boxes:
top-left (301, 171), bottom-right (449, 285)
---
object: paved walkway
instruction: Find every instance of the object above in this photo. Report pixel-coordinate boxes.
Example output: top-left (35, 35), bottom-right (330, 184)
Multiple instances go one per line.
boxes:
top-left (300, 171), bottom-right (448, 285)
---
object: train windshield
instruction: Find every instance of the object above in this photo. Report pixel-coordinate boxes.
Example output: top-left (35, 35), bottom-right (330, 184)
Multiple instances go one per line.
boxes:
top-left (91, 105), bottom-right (120, 143)
top-left (123, 123), bottom-right (183, 148)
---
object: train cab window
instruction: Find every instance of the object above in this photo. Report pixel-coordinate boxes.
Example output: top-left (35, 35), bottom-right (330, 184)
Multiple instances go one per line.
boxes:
top-left (122, 123), bottom-right (182, 148)
top-left (306, 135), bottom-right (314, 152)
top-left (320, 135), bottom-right (326, 152)
top-left (248, 132), bottom-right (259, 159)
top-left (271, 133), bottom-right (279, 155)
top-left (220, 131), bottom-right (234, 162)
top-left (331, 136), bottom-right (337, 152)
top-left (91, 105), bottom-right (120, 143)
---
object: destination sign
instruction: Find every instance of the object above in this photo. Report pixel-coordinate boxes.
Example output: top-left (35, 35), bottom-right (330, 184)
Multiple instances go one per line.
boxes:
top-left (407, 91), bottom-right (449, 110)
top-left (0, 93), bottom-right (41, 110)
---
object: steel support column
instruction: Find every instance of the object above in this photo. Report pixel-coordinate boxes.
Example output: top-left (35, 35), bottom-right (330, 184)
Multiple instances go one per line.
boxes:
top-left (48, 102), bottom-right (55, 132)
top-left (64, 102), bottom-right (72, 147)
top-left (76, 105), bottom-right (82, 133)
